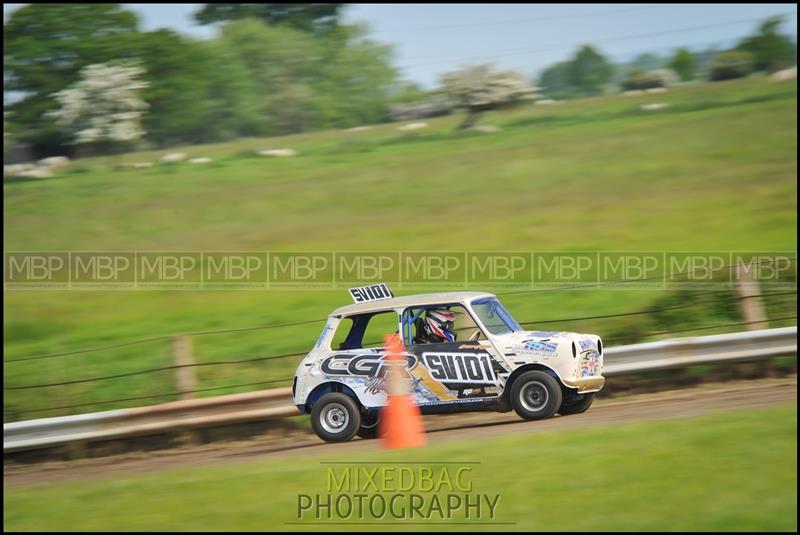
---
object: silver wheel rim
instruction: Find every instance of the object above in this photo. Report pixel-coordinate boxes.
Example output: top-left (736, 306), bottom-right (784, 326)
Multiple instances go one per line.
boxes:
top-left (320, 403), bottom-right (350, 434)
top-left (520, 381), bottom-right (549, 412)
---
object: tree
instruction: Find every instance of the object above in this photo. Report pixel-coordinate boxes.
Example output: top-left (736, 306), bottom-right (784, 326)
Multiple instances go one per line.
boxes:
top-left (47, 62), bottom-right (149, 150)
top-left (213, 19), bottom-right (321, 136)
top-left (567, 45), bottom-right (613, 97)
top-left (737, 16), bottom-right (797, 72)
top-left (309, 24), bottom-right (399, 128)
top-left (197, 38), bottom-right (263, 141)
top-left (538, 61), bottom-right (574, 99)
top-left (709, 50), bottom-right (755, 81)
top-left (137, 30), bottom-right (217, 146)
top-left (195, 4), bottom-right (345, 33)
top-left (439, 64), bottom-right (537, 129)
top-left (669, 48), bottom-right (696, 82)
top-left (212, 19), bottom-right (398, 136)
top-left (3, 4), bottom-right (142, 151)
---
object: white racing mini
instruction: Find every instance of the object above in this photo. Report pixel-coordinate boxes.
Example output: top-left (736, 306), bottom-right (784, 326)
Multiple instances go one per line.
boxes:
top-left (293, 284), bottom-right (605, 442)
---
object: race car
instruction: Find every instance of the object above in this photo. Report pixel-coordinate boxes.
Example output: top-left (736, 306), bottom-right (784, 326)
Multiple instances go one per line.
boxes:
top-left (292, 284), bottom-right (605, 442)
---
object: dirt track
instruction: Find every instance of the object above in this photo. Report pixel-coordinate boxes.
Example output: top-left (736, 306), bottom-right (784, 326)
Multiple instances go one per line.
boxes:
top-left (4, 377), bottom-right (796, 488)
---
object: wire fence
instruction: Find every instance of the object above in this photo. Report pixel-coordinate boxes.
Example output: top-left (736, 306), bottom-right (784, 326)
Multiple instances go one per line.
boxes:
top-left (6, 291), bottom-right (796, 391)
top-left (11, 378), bottom-right (296, 417)
top-left (7, 257), bottom-right (795, 362)
top-left (5, 318), bottom-right (326, 363)
top-left (11, 311), bottom-right (797, 418)
top-left (4, 258), bottom-right (796, 418)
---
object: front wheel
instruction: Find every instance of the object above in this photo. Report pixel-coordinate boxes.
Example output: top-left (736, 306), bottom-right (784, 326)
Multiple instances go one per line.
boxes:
top-left (558, 392), bottom-right (595, 415)
top-left (510, 371), bottom-right (562, 420)
top-left (310, 393), bottom-right (361, 443)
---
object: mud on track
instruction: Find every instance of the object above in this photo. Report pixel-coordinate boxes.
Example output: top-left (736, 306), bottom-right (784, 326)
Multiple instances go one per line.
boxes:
top-left (4, 376), bottom-right (796, 488)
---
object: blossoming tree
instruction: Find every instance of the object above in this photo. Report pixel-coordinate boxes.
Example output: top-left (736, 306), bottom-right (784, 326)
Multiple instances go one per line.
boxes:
top-left (439, 64), bottom-right (538, 129)
top-left (48, 62), bottom-right (149, 150)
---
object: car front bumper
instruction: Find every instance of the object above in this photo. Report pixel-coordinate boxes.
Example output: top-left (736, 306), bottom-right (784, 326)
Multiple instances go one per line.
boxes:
top-left (562, 375), bottom-right (605, 393)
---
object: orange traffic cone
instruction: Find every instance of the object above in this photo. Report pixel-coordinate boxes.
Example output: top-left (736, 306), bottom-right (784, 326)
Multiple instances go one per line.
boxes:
top-left (379, 334), bottom-right (426, 449)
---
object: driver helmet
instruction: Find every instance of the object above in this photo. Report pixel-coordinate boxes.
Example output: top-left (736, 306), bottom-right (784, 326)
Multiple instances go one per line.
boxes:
top-left (423, 308), bottom-right (458, 343)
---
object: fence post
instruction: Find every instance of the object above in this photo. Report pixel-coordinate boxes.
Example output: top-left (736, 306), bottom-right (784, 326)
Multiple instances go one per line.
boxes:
top-left (735, 260), bottom-right (770, 378)
top-left (171, 335), bottom-right (197, 400)
top-left (735, 260), bottom-right (769, 331)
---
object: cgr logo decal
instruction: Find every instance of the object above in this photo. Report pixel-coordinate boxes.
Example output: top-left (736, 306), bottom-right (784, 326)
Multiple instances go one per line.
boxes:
top-left (320, 353), bottom-right (418, 379)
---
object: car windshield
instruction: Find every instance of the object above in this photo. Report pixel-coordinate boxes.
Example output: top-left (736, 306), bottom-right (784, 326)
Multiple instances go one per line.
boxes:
top-left (470, 297), bottom-right (522, 335)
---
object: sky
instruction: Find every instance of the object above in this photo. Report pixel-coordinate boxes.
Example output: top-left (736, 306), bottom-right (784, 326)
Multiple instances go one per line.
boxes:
top-left (4, 3), bottom-right (798, 88)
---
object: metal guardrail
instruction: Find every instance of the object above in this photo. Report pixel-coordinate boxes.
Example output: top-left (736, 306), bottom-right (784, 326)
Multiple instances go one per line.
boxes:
top-left (603, 326), bottom-right (797, 375)
top-left (4, 327), bottom-right (796, 453)
top-left (4, 388), bottom-right (298, 453)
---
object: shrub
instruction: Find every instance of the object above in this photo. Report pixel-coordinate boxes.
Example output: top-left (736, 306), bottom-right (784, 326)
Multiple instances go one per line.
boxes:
top-left (622, 68), bottom-right (677, 91)
top-left (387, 95), bottom-right (453, 122)
top-left (709, 51), bottom-right (755, 81)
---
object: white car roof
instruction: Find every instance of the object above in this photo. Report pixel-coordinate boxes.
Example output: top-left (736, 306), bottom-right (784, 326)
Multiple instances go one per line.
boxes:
top-left (331, 291), bottom-right (496, 317)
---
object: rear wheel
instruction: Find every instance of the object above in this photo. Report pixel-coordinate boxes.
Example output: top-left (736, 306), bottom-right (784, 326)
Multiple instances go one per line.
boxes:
top-left (558, 392), bottom-right (595, 415)
top-left (356, 413), bottom-right (381, 439)
top-left (510, 371), bottom-right (562, 420)
top-left (310, 393), bottom-right (361, 443)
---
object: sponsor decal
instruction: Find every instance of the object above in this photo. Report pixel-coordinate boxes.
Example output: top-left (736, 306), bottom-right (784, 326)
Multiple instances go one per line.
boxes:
top-left (363, 376), bottom-right (386, 395)
top-left (579, 338), bottom-right (596, 351)
top-left (320, 352), bottom-right (418, 379)
top-left (522, 339), bottom-right (557, 354)
top-left (319, 346), bottom-right (505, 402)
top-left (509, 339), bottom-right (558, 357)
top-left (421, 352), bottom-right (497, 386)
top-left (348, 283), bottom-right (393, 303)
top-left (413, 384), bottom-right (443, 403)
top-left (581, 349), bottom-right (600, 377)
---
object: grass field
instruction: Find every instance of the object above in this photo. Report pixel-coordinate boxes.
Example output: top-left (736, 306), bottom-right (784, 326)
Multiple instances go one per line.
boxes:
top-left (3, 76), bottom-right (797, 419)
top-left (3, 404), bottom-right (797, 531)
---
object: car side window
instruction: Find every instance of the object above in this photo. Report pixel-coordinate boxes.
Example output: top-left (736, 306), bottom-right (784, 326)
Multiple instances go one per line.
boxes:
top-left (405, 304), bottom-right (483, 346)
top-left (331, 311), bottom-right (399, 350)
top-left (361, 311), bottom-right (400, 348)
top-left (330, 317), bottom-right (353, 350)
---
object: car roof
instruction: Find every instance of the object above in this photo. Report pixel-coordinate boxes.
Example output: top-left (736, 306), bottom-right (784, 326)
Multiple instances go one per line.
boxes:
top-left (331, 291), bottom-right (496, 317)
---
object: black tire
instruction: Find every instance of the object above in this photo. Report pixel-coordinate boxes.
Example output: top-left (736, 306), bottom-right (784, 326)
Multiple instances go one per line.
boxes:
top-left (509, 370), bottom-right (563, 420)
top-left (558, 392), bottom-right (595, 415)
top-left (310, 393), bottom-right (361, 443)
top-left (356, 413), bottom-right (381, 439)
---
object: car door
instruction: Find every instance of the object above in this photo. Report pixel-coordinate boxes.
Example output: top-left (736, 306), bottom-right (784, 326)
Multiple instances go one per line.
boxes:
top-left (400, 305), bottom-right (505, 404)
